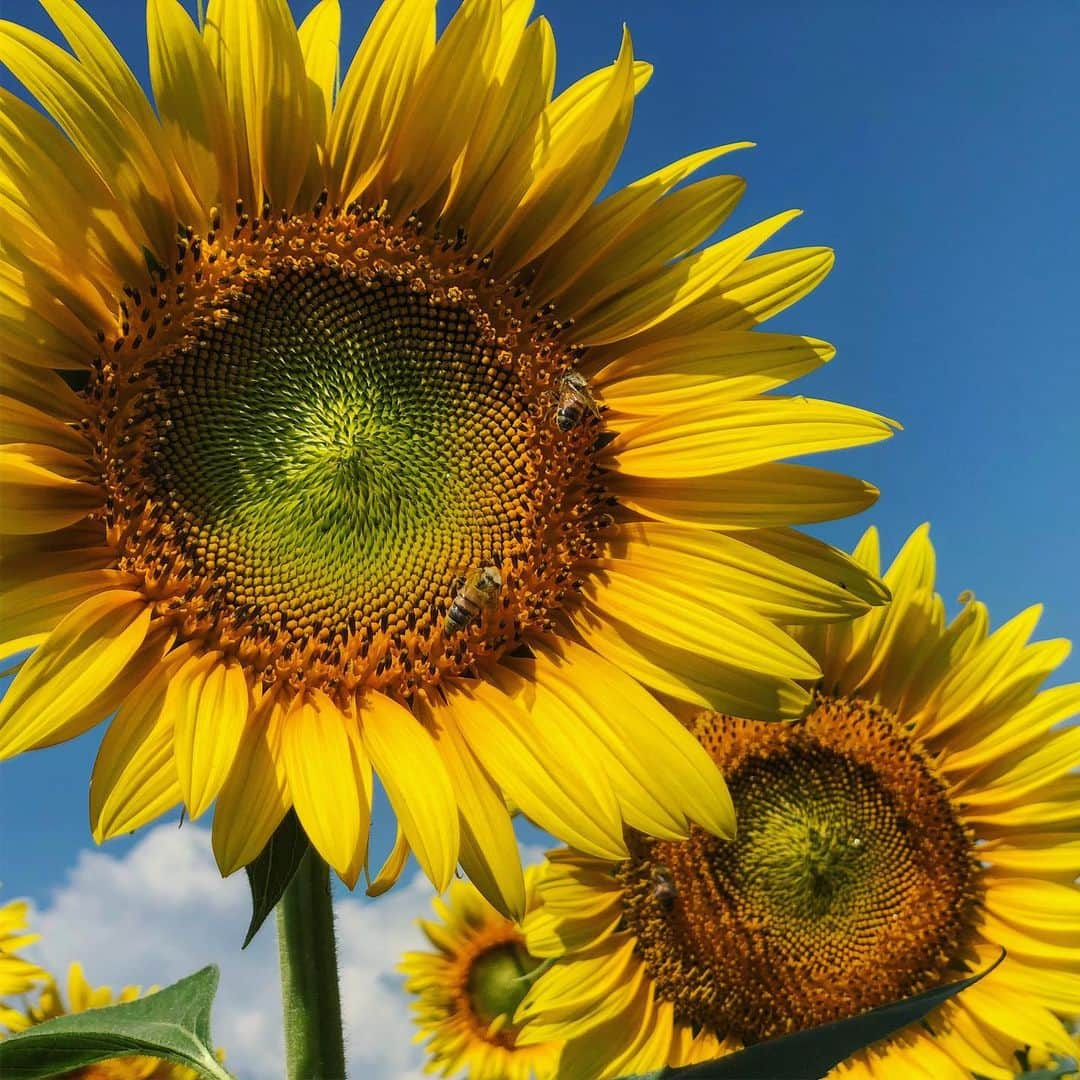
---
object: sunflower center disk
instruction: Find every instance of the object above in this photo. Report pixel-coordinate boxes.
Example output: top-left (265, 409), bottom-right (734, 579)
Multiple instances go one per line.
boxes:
top-left (158, 269), bottom-right (521, 640)
top-left (617, 696), bottom-right (980, 1044)
top-left (466, 942), bottom-right (540, 1029)
top-left (97, 209), bottom-right (606, 696)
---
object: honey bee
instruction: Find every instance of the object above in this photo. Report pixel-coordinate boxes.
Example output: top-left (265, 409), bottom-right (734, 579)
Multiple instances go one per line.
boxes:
top-left (444, 566), bottom-right (502, 635)
top-left (554, 370), bottom-right (601, 431)
top-left (650, 866), bottom-right (677, 912)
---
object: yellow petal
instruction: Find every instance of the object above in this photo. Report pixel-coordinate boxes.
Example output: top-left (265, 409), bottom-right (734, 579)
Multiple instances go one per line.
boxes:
top-left (611, 463), bottom-right (878, 532)
top-left (0, 590), bottom-right (151, 758)
top-left (473, 28), bottom-right (642, 268)
top-left (441, 15), bottom-right (554, 225)
top-left (978, 911), bottom-right (1080, 965)
top-left (983, 878), bottom-right (1080, 934)
top-left (574, 210), bottom-right (801, 346)
top-left (980, 834), bottom-right (1080, 882)
top-left (380, 0), bottom-right (501, 214)
top-left (449, 676), bottom-right (627, 859)
top-left (606, 396), bottom-right (897, 479)
top-left (546, 967), bottom-right (651, 1076)
top-left (993, 957), bottom-right (1080, 1013)
top-left (147, 0), bottom-right (237, 211)
top-left (0, 20), bottom-right (180, 257)
top-left (326, 0), bottom-right (436, 207)
top-left (0, 262), bottom-right (96, 368)
top-left (560, 174), bottom-right (747, 319)
top-left (595, 333), bottom-right (834, 416)
top-left (926, 604), bottom-right (1046, 738)
top-left (958, 980), bottom-right (1076, 1057)
top-left (0, 569), bottom-right (136, 660)
top-left (506, 637), bottom-right (735, 839)
top-left (281, 690), bottom-right (371, 887)
top-left (0, 521), bottom-right (108, 582)
top-left (570, 598), bottom-right (811, 722)
top-left (960, 725), bottom-right (1080, 807)
top-left (609, 246), bottom-right (835, 354)
top-left (66, 963), bottom-right (93, 1013)
top-left (297, 0), bottom-right (341, 143)
top-left (0, 356), bottom-right (85, 422)
top-left (0, 395), bottom-right (89, 454)
top-left (0, 215), bottom-right (116, 333)
top-left (967, 775), bottom-right (1080, 832)
top-left (359, 691), bottom-right (458, 893)
top-left (212, 692), bottom-right (291, 876)
top-left (522, 896), bottom-right (621, 957)
top-left (838, 523), bottom-right (935, 694)
top-left (0, 89), bottom-right (145, 291)
top-left (943, 682), bottom-right (1080, 773)
top-left (171, 651), bottom-right (251, 819)
top-left (203, 0), bottom-right (312, 210)
top-left (851, 524), bottom-right (882, 576)
top-left (606, 522), bottom-right (885, 626)
top-left (938, 635), bottom-right (1070, 765)
top-left (533, 144), bottom-right (752, 303)
top-left (90, 644), bottom-right (197, 841)
top-left (365, 822), bottom-right (411, 897)
top-left (582, 557), bottom-right (820, 680)
top-left (418, 690), bottom-right (525, 920)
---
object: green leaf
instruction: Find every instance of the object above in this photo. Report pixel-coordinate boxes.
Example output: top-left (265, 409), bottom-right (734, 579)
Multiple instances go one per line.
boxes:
top-left (0, 965), bottom-right (234, 1080)
top-left (626, 950), bottom-right (1005, 1080)
top-left (243, 809), bottom-right (311, 948)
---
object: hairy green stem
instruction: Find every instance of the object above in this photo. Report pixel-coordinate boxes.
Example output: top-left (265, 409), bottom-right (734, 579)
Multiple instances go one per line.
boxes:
top-left (276, 850), bottom-right (347, 1080)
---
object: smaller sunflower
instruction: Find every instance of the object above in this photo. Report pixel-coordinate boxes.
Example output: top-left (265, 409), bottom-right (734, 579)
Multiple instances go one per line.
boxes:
top-left (0, 898), bottom-right (46, 1001)
top-left (401, 867), bottom-right (561, 1080)
top-left (517, 524), bottom-right (1080, 1080)
top-left (1, 960), bottom-right (203, 1080)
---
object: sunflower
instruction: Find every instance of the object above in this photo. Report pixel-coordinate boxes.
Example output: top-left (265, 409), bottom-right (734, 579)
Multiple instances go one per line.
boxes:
top-left (518, 524), bottom-right (1080, 1080)
top-left (0, 899), bottom-right (46, 999)
top-left (401, 866), bottom-right (560, 1079)
top-left (0, 0), bottom-right (893, 912)
top-left (1, 960), bottom-right (201, 1080)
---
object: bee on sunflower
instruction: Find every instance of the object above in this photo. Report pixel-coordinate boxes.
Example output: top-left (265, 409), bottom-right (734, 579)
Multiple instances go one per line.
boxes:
top-left (0, 0), bottom-right (893, 917)
top-left (517, 525), bottom-right (1080, 1080)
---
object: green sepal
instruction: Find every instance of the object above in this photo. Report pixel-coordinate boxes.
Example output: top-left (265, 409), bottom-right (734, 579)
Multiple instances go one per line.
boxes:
top-left (242, 808), bottom-right (311, 948)
top-left (0, 965), bottom-right (234, 1080)
top-left (624, 950), bottom-right (1004, 1080)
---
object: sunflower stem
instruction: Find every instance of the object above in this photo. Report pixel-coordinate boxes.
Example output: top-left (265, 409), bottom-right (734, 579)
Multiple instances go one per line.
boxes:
top-left (276, 849), bottom-right (347, 1080)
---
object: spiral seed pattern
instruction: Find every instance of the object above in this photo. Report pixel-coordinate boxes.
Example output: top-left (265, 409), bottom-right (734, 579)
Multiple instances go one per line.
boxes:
top-left (85, 201), bottom-right (611, 700)
top-left (617, 696), bottom-right (980, 1043)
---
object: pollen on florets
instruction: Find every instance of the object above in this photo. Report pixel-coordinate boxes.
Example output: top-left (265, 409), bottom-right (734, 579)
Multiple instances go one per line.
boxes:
top-left (616, 696), bottom-right (982, 1044)
top-left (84, 198), bottom-right (615, 702)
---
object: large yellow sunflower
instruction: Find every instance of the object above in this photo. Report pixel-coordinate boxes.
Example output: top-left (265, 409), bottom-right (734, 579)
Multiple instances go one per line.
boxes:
top-left (0, 899), bottom-right (46, 999)
top-left (1, 960), bottom-right (201, 1080)
top-left (518, 524), bottom-right (1080, 1079)
top-left (401, 866), bottom-right (561, 1080)
top-left (0, 0), bottom-right (893, 913)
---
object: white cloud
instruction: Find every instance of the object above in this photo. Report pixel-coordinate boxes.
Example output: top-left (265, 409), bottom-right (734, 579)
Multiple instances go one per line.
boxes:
top-left (26, 823), bottom-right (548, 1080)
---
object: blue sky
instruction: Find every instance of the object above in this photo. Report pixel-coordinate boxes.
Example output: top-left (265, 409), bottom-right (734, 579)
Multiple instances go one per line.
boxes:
top-left (1, 1), bottom-right (1078, 1073)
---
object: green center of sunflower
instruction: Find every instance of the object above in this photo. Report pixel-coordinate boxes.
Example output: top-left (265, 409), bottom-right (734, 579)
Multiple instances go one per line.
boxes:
top-left (467, 943), bottom-right (541, 1028)
top-left (92, 204), bottom-right (610, 698)
top-left (617, 696), bottom-right (980, 1044)
top-left (154, 266), bottom-right (525, 641)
